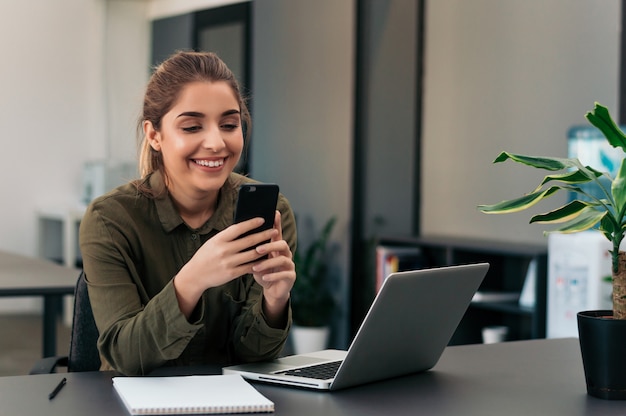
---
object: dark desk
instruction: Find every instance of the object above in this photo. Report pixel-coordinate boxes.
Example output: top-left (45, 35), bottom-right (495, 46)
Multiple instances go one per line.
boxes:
top-left (2, 338), bottom-right (626, 415)
top-left (0, 251), bottom-right (78, 357)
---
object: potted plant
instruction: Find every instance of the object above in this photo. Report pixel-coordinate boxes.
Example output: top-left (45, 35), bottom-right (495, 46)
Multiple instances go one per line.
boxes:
top-left (478, 102), bottom-right (626, 399)
top-left (290, 217), bottom-right (337, 354)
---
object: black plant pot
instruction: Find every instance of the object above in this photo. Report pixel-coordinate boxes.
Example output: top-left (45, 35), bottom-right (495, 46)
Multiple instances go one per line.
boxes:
top-left (577, 310), bottom-right (626, 400)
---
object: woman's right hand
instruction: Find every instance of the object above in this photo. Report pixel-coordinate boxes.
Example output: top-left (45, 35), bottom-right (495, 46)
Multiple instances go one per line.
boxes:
top-left (172, 217), bottom-right (278, 318)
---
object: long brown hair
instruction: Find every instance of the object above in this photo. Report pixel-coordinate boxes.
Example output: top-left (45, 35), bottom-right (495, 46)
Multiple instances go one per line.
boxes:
top-left (136, 51), bottom-right (250, 194)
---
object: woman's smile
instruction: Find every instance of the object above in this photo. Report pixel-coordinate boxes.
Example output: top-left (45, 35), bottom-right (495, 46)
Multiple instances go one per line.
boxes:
top-left (192, 158), bottom-right (226, 169)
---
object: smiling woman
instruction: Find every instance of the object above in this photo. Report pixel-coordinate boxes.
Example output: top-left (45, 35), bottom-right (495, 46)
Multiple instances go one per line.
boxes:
top-left (78, 51), bottom-right (298, 376)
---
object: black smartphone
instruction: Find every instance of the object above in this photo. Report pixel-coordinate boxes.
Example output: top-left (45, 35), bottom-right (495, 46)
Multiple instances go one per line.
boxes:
top-left (233, 183), bottom-right (280, 252)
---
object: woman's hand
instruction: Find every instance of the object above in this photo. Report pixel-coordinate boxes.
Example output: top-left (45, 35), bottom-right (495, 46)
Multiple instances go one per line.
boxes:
top-left (173, 215), bottom-right (282, 319)
top-left (251, 211), bottom-right (296, 327)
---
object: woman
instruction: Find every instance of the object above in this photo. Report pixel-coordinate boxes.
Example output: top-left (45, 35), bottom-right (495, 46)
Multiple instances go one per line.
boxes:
top-left (79, 51), bottom-right (297, 375)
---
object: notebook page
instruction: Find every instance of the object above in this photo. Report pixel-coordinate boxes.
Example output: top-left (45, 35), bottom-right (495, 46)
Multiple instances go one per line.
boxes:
top-left (112, 374), bottom-right (274, 415)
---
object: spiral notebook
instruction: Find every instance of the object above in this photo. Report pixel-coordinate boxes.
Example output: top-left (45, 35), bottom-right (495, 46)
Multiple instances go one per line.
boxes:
top-left (112, 374), bottom-right (274, 415)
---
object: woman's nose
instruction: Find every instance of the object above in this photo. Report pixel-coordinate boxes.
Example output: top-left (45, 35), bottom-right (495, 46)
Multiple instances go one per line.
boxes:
top-left (202, 127), bottom-right (226, 151)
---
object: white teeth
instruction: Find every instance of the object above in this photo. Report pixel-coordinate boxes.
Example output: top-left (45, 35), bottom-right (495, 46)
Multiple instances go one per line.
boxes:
top-left (195, 159), bottom-right (224, 168)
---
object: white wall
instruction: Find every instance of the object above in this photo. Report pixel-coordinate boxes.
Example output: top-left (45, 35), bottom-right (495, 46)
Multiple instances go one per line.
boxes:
top-left (422, 0), bottom-right (621, 245)
top-left (104, 1), bottom-right (151, 163)
top-left (0, 0), bottom-right (103, 257)
top-left (0, 0), bottom-right (149, 260)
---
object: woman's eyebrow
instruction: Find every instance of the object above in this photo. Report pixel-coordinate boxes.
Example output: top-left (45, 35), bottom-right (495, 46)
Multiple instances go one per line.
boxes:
top-left (176, 109), bottom-right (240, 118)
top-left (176, 111), bottom-right (204, 119)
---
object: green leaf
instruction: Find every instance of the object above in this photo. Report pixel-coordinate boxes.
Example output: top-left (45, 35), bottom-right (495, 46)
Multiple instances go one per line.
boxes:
top-left (562, 183), bottom-right (612, 204)
top-left (600, 215), bottom-right (616, 237)
top-left (478, 186), bottom-right (560, 214)
top-left (542, 207), bottom-right (607, 234)
top-left (529, 200), bottom-right (590, 224)
top-left (612, 158), bottom-right (626, 215)
top-left (494, 152), bottom-right (577, 171)
top-left (586, 102), bottom-right (626, 152)
top-left (540, 169), bottom-right (599, 186)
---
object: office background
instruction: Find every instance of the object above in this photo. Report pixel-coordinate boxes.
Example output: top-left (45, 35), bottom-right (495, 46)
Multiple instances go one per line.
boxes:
top-left (0, 0), bottom-right (620, 347)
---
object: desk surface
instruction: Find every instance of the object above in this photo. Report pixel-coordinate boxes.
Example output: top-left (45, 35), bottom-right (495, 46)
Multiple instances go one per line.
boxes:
top-left (0, 250), bottom-right (77, 295)
top-left (1, 338), bottom-right (625, 415)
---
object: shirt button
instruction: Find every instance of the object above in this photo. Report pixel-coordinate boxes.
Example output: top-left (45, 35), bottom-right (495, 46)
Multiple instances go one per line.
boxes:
top-left (191, 233), bottom-right (198, 240)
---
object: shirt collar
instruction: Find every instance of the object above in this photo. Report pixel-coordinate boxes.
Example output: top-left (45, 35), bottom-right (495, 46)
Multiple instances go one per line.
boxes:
top-left (150, 171), bottom-right (245, 234)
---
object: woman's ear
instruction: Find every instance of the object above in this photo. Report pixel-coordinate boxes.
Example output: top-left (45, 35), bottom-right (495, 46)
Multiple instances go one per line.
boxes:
top-left (143, 120), bottom-right (161, 151)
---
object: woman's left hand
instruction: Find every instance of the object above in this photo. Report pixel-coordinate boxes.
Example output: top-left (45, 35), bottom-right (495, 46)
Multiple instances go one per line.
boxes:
top-left (251, 210), bottom-right (295, 325)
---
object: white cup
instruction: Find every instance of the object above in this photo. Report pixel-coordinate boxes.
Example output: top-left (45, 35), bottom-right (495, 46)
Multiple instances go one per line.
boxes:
top-left (482, 326), bottom-right (509, 344)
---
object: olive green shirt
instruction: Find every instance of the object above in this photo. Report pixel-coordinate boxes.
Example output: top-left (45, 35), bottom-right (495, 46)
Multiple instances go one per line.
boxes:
top-left (79, 171), bottom-right (297, 375)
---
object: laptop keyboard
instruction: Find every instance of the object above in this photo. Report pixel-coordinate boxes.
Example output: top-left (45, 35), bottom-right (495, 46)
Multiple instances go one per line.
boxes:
top-left (275, 360), bottom-right (342, 380)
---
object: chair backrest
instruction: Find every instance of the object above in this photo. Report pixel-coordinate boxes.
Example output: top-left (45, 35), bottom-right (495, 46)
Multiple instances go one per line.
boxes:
top-left (67, 271), bottom-right (101, 372)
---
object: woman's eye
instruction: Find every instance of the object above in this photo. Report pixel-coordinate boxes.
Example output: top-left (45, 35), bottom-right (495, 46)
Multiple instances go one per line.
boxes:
top-left (221, 123), bottom-right (240, 131)
top-left (182, 125), bottom-right (201, 133)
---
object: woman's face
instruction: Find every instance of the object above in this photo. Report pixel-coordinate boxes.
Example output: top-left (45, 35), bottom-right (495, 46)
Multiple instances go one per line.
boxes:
top-left (145, 81), bottom-right (244, 202)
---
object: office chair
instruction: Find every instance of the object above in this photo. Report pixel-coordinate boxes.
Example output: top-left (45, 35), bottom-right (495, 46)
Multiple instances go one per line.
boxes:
top-left (29, 271), bottom-right (101, 374)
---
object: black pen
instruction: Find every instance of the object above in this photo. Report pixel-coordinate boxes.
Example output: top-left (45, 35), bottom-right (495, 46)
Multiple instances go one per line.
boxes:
top-left (48, 377), bottom-right (66, 400)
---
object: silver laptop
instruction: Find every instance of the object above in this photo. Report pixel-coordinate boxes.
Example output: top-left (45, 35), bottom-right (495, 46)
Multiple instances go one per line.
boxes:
top-left (223, 262), bottom-right (489, 390)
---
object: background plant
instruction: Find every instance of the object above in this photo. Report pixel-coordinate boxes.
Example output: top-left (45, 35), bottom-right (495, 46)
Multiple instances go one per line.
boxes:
top-left (291, 217), bottom-right (337, 327)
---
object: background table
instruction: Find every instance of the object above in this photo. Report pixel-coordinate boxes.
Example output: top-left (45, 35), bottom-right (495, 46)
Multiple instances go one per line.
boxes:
top-left (2, 338), bottom-right (626, 415)
top-left (0, 251), bottom-right (78, 357)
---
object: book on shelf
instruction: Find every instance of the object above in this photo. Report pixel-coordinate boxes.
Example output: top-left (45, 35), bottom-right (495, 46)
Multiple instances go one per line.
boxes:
top-left (375, 245), bottom-right (425, 292)
top-left (112, 374), bottom-right (274, 415)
